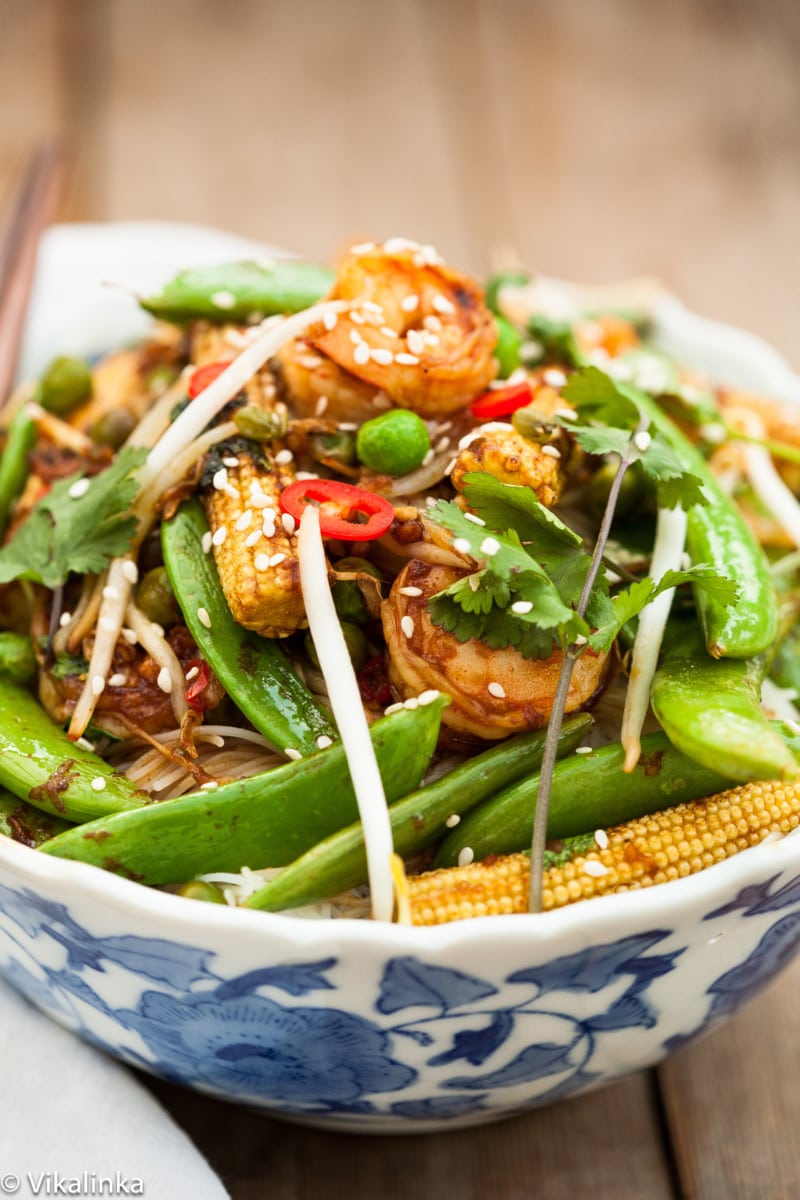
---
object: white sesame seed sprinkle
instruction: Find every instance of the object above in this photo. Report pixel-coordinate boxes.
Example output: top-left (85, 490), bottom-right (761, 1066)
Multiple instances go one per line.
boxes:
top-left (363, 300), bottom-right (383, 314)
top-left (58, 611), bottom-right (73, 628)
top-left (281, 512), bottom-right (296, 535)
top-left (400, 294), bottom-right (419, 312)
top-left (68, 478), bottom-right (91, 499)
top-left (102, 586), bottom-right (119, 602)
top-left (418, 689), bottom-right (440, 706)
top-left (244, 529), bottom-right (262, 547)
top-left (349, 328), bottom-right (363, 346)
top-left (121, 561), bottom-right (139, 584)
top-left (202, 531), bottom-right (213, 554)
top-left (575, 746), bottom-right (594, 755)
top-left (400, 615), bottom-right (415, 639)
top-left (284, 747), bottom-right (303, 762)
top-left (458, 847), bottom-right (474, 867)
top-left (480, 536), bottom-right (500, 557)
top-left (354, 342), bottom-right (371, 366)
top-left (314, 395), bottom-right (329, 416)
top-left (255, 553), bottom-right (269, 571)
top-left (235, 510), bottom-right (253, 532)
top-left (380, 326), bottom-right (399, 339)
top-left (634, 430), bottom-right (652, 452)
top-left (574, 634), bottom-right (588, 646)
top-left (395, 352), bottom-right (419, 366)
top-left (423, 314), bottom-right (442, 332)
top-left (511, 600), bottom-right (533, 614)
top-left (211, 290), bottom-right (237, 310)
top-left (445, 813), bottom-right (461, 828)
top-left (453, 537), bottom-right (471, 554)
top-left (487, 681), bottom-right (506, 698)
top-left (90, 777), bottom-right (106, 792)
top-left (468, 575), bottom-right (480, 591)
top-left (383, 702), bottom-right (405, 716)
top-left (555, 407), bottom-right (578, 419)
top-left (275, 448), bottom-right (294, 465)
top-left (197, 607), bottom-right (211, 629)
top-left (212, 525), bottom-right (227, 546)
top-left (433, 293), bottom-right (456, 315)
top-left (542, 444), bottom-right (561, 459)
top-left (185, 666), bottom-right (200, 682)
top-left (595, 829), bottom-right (610, 849)
top-left (109, 670), bottom-right (126, 687)
top-left (444, 458), bottom-right (458, 475)
top-left (91, 675), bottom-right (106, 696)
top-left (406, 329), bottom-right (425, 355)
top-left (435, 436), bottom-right (450, 453)
top-left (583, 860), bottom-right (609, 878)
top-left (399, 586), bottom-right (423, 597)
top-left (270, 553), bottom-right (286, 567)
top-left (200, 781), bottom-right (219, 790)
top-left (156, 667), bottom-right (172, 694)
top-left (371, 348), bottom-right (394, 366)
top-left (463, 512), bottom-right (485, 526)
top-left (403, 697), bottom-right (419, 710)
top-left (295, 471), bottom-right (319, 482)
top-left (316, 735), bottom-right (333, 750)
top-left (350, 241), bottom-right (376, 254)
top-left (121, 627), bottom-right (137, 645)
top-left (422, 449), bottom-right (434, 466)
top-left (299, 355), bottom-right (323, 370)
top-left (543, 368), bottom-right (568, 388)
top-left (322, 311), bottom-right (338, 332)
top-left (350, 310), bottom-right (366, 325)
top-left (75, 737), bottom-right (95, 752)
top-left (223, 455), bottom-right (240, 469)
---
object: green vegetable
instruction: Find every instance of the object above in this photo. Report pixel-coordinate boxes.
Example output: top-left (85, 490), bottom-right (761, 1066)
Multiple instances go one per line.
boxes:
top-left (0, 633), bottom-right (37, 684)
top-left (525, 315), bottom-right (585, 368)
top-left (135, 566), bottom-right (181, 627)
top-left (246, 713), bottom-right (592, 912)
top-left (140, 260), bottom-right (335, 324)
top-left (770, 623), bottom-right (800, 695)
top-left (39, 356), bottom-right (92, 416)
top-left (0, 407), bottom-right (36, 538)
top-left (233, 406), bottom-right (289, 441)
top-left (0, 446), bottom-right (147, 589)
top-left (162, 501), bottom-right (334, 753)
top-left (309, 430), bottom-right (357, 468)
top-left (0, 679), bottom-right (148, 822)
top-left (651, 620), bottom-right (797, 782)
top-left (484, 271), bottom-right (530, 316)
top-left (91, 408), bottom-right (136, 449)
top-left (356, 409), bottom-right (431, 476)
top-left (41, 698), bottom-right (448, 884)
top-left (305, 620), bottom-right (367, 670)
top-left (433, 731), bottom-right (736, 868)
top-left (331, 556), bottom-right (382, 624)
top-left (0, 788), bottom-right (71, 847)
top-left (493, 315), bottom-right (522, 378)
top-left (176, 880), bottom-right (226, 904)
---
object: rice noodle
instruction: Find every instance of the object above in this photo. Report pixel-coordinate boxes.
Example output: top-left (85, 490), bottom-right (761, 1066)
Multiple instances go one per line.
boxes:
top-left (125, 374), bottom-right (192, 449)
top-left (123, 599), bottom-right (189, 723)
top-left (68, 556), bottom-right (136, 738)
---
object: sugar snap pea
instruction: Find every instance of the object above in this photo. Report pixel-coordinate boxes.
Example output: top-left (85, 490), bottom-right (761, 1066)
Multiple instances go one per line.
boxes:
top-left (0, 407), bottom-right (35, 538)
top-left (140, 260), bottom-right (335, 324)
top-left (41, 697), bottom-right (447, 884)
top-left (0, 633), bottom-right (37, 684)
top-left (162, 500), bottom-right (334, 753)
top-left (0, 787), bottom-right (71, 847)
top-left (650, 619), bottom-right (798, 782)
top-left (0, 678), bottom-right (148, 822)
top-left (246, 712), bottom-right (592, 912)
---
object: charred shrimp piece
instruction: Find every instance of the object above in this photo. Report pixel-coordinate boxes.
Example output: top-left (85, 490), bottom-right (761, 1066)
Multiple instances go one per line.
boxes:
top-left (274, 336), bottom-right (387, 424)
top-left (191, 326), bottom-right (306, 638)
top-left (381, 560), bottom-right (611, 740)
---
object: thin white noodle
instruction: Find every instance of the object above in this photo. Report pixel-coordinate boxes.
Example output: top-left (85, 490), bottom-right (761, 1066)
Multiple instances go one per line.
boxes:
top-left (68, 556), bottom-right (136, 738)
top-left (297, 506), bottom-right (395, 922)
top-left (124, 599), bottom-right (189, 723)
top-left (133, 421), bottom-right (238, 519)
top-left (125, 375), bottom-right (191, 449)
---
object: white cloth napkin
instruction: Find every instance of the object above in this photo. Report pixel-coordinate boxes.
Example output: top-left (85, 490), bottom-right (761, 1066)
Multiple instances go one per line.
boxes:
top-left (0, 978), bottom-right (230, 1199)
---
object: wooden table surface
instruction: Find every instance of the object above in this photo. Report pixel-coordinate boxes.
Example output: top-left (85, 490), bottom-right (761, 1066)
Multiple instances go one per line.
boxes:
top-left (2, 1), bottom-right (800, 1195)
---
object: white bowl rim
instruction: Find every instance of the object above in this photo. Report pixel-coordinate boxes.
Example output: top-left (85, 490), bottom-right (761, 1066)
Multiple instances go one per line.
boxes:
top-left (4, 218), bottom-right (800, 955)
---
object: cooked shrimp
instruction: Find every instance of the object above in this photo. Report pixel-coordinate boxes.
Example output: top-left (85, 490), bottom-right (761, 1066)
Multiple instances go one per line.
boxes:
top-left (382, 560), bottom-right (611, 740)
top-left (450, 425), bottom-right (565, 508)
top-left (307, 241), bottom-right (497, 417)
top-left (274, 336), bottom-right (387, 423)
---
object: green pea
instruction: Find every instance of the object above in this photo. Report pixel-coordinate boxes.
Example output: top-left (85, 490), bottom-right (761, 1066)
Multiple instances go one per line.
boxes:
top-left (135, 567), bottom-right (181, 627)
top-left (493, 315), bottom-right (522, 379)
top-left (177, 880), bottom-right (226, 904)
top-left (39, 356), bottom-right (92, 416)
top-left (356, 410), bottom-right (430, 476)
top-left (309, 430), bottom-right (357, 468)
top-left (91, 408), bottom-right (137, 449)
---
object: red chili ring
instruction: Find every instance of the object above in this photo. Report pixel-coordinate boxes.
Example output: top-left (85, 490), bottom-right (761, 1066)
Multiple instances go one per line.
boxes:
top-left (280, 479), bottom-right (395, 542)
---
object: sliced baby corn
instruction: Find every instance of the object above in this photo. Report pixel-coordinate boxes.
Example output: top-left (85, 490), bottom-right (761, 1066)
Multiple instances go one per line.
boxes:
top-left (406, 778), bottom-right (800, 925)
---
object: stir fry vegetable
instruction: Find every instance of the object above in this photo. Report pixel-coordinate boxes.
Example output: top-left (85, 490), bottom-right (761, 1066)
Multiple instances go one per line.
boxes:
top-left (2, 233), bottom-right (800, 925)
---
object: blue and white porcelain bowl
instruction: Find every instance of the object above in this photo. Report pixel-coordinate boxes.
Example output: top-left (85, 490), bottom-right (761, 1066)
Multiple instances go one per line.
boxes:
top-left (2, 223), bottom-right (800, 1133)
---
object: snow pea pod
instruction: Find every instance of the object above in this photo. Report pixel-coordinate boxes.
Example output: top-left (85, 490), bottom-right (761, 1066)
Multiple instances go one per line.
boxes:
top-left (162, 500), bottom-right (334, 753)
top-left (140, 260), bottom-right (335, 324)
top-left (0, 407), bottom-right (35, 538)
top-left (0, 679), bottom-right (148, 822)
top-left (650, 619), bottom-right (797, 782)
top-left (636, 391), bottom-right (778, 658)
top-left (0, 788), bottom-right (71, 847)
top-left (0, 633), bottom-right (37, 684)
top-left (246, 712), bottom-right (592, 912)
top-left (41, 697), bottom-right (447, 884)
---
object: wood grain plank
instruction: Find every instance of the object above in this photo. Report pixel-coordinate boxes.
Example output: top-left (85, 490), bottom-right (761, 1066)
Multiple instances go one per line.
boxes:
top-left (146, 1069), bottom-right (674, 1200)
top-left (658, 957), bottom-right (800, 1199)
top-left (0, 0), bottom-right (63, 210)
top-left (479, 0), bottom-right (800, 363)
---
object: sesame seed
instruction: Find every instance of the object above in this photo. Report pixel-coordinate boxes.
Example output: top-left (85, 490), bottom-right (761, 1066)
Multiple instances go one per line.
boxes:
top-left (90, 777), bottom-right (107, 792)
top-left (458, 847), bottom-right (474, 867)
top-left (487, 681), bottom-right (506, 698)
top-left (542, 445), bottom-right (561, 459)
top-left (121, 561), bottom-right (139, 585)
top-left (384, 702), bottom-right (405, 716)
top-left (435, 436), bottom-right (450, 453)
top-left (202, 531), bottom-right (213, 554)
top-left (281, 512), bottom-right (296, 535)
top-left (406, 329), bottom-right (425, 355)
top-left (418, 689), bottom-right (440, 706)
top-left (555, 407), bottom-right (578, 419)
top-left (338, 422), bottom-right (358, 431)
top-left (395, 352), bottom-right (419, 366)
top-left (634, 431), bottom-right (652, 452)
top-left (284, 747), bottom-right (303, 761)
top-left (403, 697), bottom-right (419, 710)
top-left (197, 607), bottom-right (211, 629)
top-left (371, 347), bottom-right (394, 366)
top-left (401, 615), bottom-right (415, 639)
top-left (445, 813), bottom-right (461, 828)
top-left (211, 290), bottom-right (237, 309)
top-left (480, 536), bottom-right (500, 557)
top-left (422, 449), bottom-right (434, 465)
top-left (212, 469), bottom-right (229, 491)
top-left (468, 575), bottom-right (480, 591)
top-left (350, 241), bottom-right (376, 254)
top-left (121, 627), bottom-right (137, 645)
top-left (270, 553), bottom-right (286, 567)
top-left (574, 634), bottom-right (588, 646)
top-left (255, 553), bottom-right (269, 571)
top-left (354, 342), bottom-right (371, 366)
top-left (295, 471), bottom-right (319, 482)
top-left (102, 586), bottom-right (119, 602)
top-left (212, 525), bottom-right (227, 546)
top-left (380, 326), bottom-right (399, 339)
top-left (444, 458), bottom-right (458, 475)
top-left (316, 735), bottom-right (333, 749)
top-left (543, 368), bottom-right (568, 388)
top-left (108, 672), bottom-right (126, 688)
top-left (275, 448), bottom-right (294, 465)
top-left (350, 310), bottom-right (366, 326)
top-left (423, 314), bottom-right (442, 332)
top-left (315, 395), bottom-right (329, 415)
top-left (511, 600), bottom-right (533, 614)
top-left (244, 529), bottom-right (262, 547)
top-left (400, 294), bottom-right (419, 312)
top-left (349, 328), bottom-right (363, 345)
top-left (595, 829), bottom-right (610, 849)
top-left (75, 737), bottom-right (95, 752)
top-left (363, 300), bottom-right (383, 315)
top-left (200, 781), bottom-right (219, 790)
top-left (300, 354), bottom-right (323, 369)
top-left (185, 666), bottom-right (200, 682)
top-left (91, 675), bottom-right (106, 696)
top-left (399, 585), bottom-right (423, 597)
top-left (68, 478), bottom-right (90, 499)
top-left (453, 537), bottom-right (471, 554)
top-left (583, 860), bottom-right (609, 878)
top-left (58, 611), bottom-right (73, 627)
top-left (250, 492), bottom-right (271, 508)
top-left (575, 746), bottom-right (593, 755)
top-left (463, 512), bottom-right (485, 526)
top-left (157, 667), bottom-right (172, 694)
top-left (222, 455), bottom-right (240, 469)
top-left (99, 616), bottom-right (116, 634)
top-left (235, 510), bottom-right (253, 532)
top-left (322, 311), bottom-right (338, 333)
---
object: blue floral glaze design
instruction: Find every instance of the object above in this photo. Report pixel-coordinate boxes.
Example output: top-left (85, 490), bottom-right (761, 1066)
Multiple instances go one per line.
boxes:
top-left (1, 867), bottom-right (800, 1125)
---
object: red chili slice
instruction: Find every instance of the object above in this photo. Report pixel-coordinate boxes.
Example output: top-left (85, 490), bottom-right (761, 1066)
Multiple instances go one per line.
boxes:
top-left (280, 479), bottom-right (395, 542)
top-left (184, 658), bottom-right (212, 713)
top-left (187, 360), bottom-right (233, 399)
top-left (469, 380), bottom-right (533, 420)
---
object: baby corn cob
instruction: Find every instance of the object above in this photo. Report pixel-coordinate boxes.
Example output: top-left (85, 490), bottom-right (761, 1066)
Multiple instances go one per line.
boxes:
top-left (407, 778), bottom-right (800, 925)
top-left (192, 326), bottom-right (305, 637)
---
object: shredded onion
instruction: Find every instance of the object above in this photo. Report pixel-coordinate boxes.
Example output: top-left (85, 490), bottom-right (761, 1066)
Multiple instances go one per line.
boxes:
top-left (297, 505), bottom-right (395, 922)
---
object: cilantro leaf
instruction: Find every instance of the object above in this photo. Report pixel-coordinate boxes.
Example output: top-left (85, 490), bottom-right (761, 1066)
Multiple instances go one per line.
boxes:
top-left (561, 366), bottom-right (642, 429)
top-left (526, 315), bottom-right (585, 368)
top-left (460, 472), bottom-right (582, 552)
top-left (0, 447), bottom-right (147, 589)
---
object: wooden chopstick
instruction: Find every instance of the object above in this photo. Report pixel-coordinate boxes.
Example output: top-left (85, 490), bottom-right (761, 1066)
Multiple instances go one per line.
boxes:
top-left (0, 142), bottom-right (65, 408)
